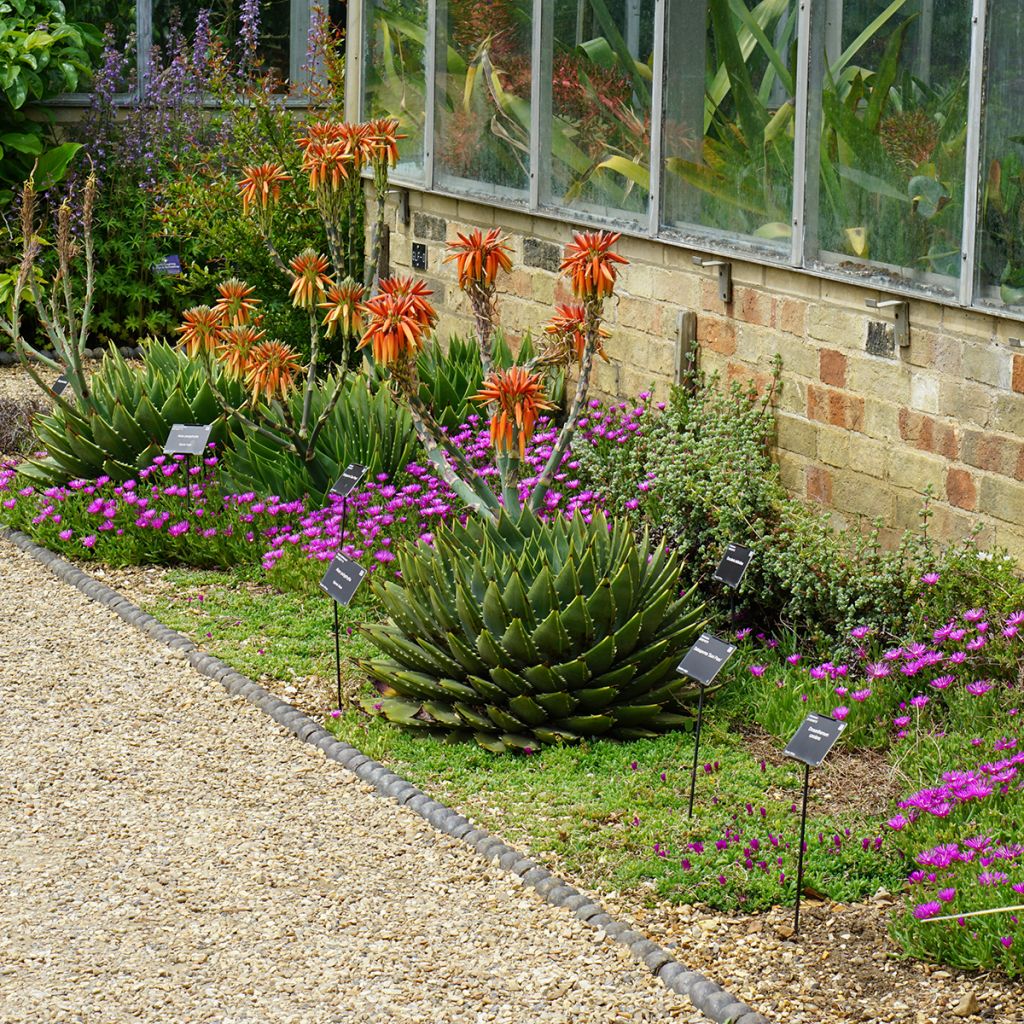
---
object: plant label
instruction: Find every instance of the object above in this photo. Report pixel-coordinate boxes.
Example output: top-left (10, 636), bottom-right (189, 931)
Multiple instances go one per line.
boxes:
top-left (712, 543), bottom-right (754, 589)
top-left (153, 254), bottom-right (182, 276)
top-left (319, 555), bottom-right (366, 606)
top-left (52, 373), bottom-right (69, 396)
top-left (784, 713), bottom-right (846, 767)
top-left (676, 632), bottom-right (736, 687)
top-left (330, 463), bottom-right (368, 498)
top-left (164, 423), bottom-right (213, 455)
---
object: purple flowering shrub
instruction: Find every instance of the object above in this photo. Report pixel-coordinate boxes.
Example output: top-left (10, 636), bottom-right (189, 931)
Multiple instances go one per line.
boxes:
top-left (887, 736), bottom-right (1023, 976)
top-left (0, 453), bottom-right (302, 568)
top-left (727, 608), bottom-right (1024, 750)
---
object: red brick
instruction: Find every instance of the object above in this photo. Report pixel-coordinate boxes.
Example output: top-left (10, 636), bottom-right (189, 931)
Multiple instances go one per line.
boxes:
top-left (700, 278), bottom-right (728, 313)
top-left (778, 297), bottom-right (807, 336)
top-left (819, 348), bottom-right (847, 388)
top-left (697, 317), bottom-right (736, 356)
top-left (735, 287), bottom-right (776, 328)
top-left (807, 384), bottom-right (864, 432)
top-left (946, 468), bottom-right (977, 511)
top-left (1013, 354), bottom-right (1024, 395)
top-left (806, 465), bottom-right (832, 504)
top-left (898, 409), bottom-right (960, 460)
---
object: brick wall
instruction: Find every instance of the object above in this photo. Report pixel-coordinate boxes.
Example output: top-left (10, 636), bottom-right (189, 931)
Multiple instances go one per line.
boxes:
top-left (384, 188), bottom-right (1024, 561)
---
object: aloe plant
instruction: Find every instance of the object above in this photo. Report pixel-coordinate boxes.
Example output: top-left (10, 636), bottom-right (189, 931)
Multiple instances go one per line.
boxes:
top-left (223, 375), bottom-right (418, 503)
top-left (361, 506), bottom-right (707, 752)
top-left (18, 341), bottom-right (247, 486)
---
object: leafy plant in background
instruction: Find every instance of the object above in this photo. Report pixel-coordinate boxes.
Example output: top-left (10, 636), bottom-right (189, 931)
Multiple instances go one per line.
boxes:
top-left (0, 0), bottom-right (97, 209)
top-left (361, 507), bottom-right (706, 752)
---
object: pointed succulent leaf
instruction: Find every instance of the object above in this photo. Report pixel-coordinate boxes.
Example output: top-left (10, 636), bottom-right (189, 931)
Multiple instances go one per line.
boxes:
top-left (534, 691), bottom-right (575, 718)
top-left (506, 694), bottom-right (548, 726)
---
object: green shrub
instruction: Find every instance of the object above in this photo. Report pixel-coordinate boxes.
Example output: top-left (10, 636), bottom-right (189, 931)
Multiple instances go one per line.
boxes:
top-left (360, 506), bottom-right (707, 752)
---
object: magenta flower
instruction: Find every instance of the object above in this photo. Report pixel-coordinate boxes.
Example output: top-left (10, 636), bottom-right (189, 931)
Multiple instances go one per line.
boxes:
top-left (920, 572), bottom-right (940, 585)
top-left (749, 665), bottom-right (766, 677)
top-left (966, 680), bottom-right (994, 697)
top-left (912, 901), bottom-right (942, 920)
top-left (1001, 936), bottom-right (1014, 949)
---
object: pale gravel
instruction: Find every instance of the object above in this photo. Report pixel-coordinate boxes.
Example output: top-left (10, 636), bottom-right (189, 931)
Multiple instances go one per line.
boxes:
top-left (0, 541), bottom-right (708, 1024)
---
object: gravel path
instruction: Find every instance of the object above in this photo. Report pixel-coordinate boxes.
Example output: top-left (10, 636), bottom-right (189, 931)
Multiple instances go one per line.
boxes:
top-left (0, 541), bottom-right (705, 1024)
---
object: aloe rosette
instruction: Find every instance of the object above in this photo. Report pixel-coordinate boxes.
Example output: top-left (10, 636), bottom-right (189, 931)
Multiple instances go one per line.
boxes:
top-left (360, 507), bottom-right (707, 752)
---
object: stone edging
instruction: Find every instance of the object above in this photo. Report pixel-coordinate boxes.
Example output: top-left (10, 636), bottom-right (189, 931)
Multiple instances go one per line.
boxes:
top-left (1, 525), bottom-right (770, 1024)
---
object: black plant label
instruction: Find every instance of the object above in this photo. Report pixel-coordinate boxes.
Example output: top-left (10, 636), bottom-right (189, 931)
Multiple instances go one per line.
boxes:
top-left (676, 632), bottom-right (736, 687)
top-left (164, 423), bottom-right (213, 455)
top-left (784, 713), bottom-right (846, 767)
top-left (319, 555), bottom-right (366, 606)
top-left (330, 463), bottom-right (368, 498)
top-left (52, 374), bottom-right (69, 396)
top-left (712, 543), bottom-right (754, 589)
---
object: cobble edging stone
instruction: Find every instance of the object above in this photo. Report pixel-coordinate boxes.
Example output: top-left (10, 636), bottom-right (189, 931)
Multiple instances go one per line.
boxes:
top-left (1, 525), bottom-right (770, 1024)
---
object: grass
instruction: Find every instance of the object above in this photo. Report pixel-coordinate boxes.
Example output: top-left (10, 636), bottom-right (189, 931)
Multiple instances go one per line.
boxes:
top-left (148, 564), bottom-right (906, 914)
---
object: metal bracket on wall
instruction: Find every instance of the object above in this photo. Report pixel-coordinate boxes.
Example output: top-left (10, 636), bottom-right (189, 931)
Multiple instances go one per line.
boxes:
top-left (865, 298), bottom-right (910, 349)
top-left (691, 256), bottom-right (733, 304)
top-left (676, 311), bottom-right (698, 392)
top-left (1008, 338), bottom-right (1024, 349)
top-left (389, 188), bottom-right (411, 227)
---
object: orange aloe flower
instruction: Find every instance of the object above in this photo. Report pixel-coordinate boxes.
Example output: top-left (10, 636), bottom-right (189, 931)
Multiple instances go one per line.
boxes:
top-left (543, 302), bottom-right (611, 363)
top-left (245, 340), bottom-right (304, 401)
top-left (358, 292), bottom-right (434, 365)
top-left (472, 366), bottom-right (555, 458)
top-left (288, 249), bottom-right (333, 309)
top-left (337, 121), bottom-right (375, 172)
top-left (366, 117), bottom-right (405, 168)
top-left (213, 278), bottom-right (261, 326)
top-left (444, 227), bottom-right (513, 290)
top-left (177, 305), bottom-right (223, 358)
top-left (217, 324), bottom-right (266, 378)
top-left (238, 162), bottom-right (291, 216)
top-left (560, 230), bottom-right (628, 299)
top-left (319, 278), bottom-right (365, 338)
top-left (375, 276), bottom-right (437, 329)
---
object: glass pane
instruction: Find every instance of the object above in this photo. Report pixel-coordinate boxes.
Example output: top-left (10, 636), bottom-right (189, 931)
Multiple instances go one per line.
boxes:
top-left (660, 0), bottom-right (799, 249)
top-left (152, 0), bottom-right (292, 86)
top-left (976, 3), bottom-right (1024, 311)
top-left (434, 0), bottom-right (532, 198)
top-left (814, 0), bottom-right (971, 289)
top-left (545, 0), bottom-right (655, 222)
top-left (364, 0), bottom-right (429, 179)
top-left (64, 1), bottom-right (137, 91)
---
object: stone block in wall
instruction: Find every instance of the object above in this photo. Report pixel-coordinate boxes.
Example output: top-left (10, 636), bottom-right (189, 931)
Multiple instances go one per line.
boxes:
top-left (818, 348), bottom-right (847, 387)
top-left (890, 449), bottom-right (947, 496)
top-left (960, 428), bottom-right (1022, 477)
top-left (816, 425), bottom-right (850, 469)
top-left (939, 379), bottom-right (991, 428)
top-left (942, 306), bottom-right (996, 341)
top-left (807, 305), bottom-right (864, 349)
top-left (807, 384), bottom-right (864, 432)
top-left (845, 353), bottom-right (909, 399)
top-left (861, 395), bottom-right (900, 441)
top-left (806, 464), bottom-right (832, 504)
top-left (616, 295), bottom-right (664, 335)
top-left (832, 469), bottom-right (896, 521)
top-left (979, 474), bottom-right (1024, 521)
top-left (734, 286), bottom-right (776, 329)
top-left (696, 317), bottom-right (736, 356)
top-left (865, 320), bottom-right (895, 358)
top-left (897, 409), bottom-right (960, 460)
top-left (848, 434), bottom-right (888, 479)
top-left (764, 267), bottom-right (822, 300)
top-left (945, 467), bottom-right (977, 511)
top-left (775, 413), bottom-right (817, 459)
top-left (523, 237), bottom-right (561, 273)
top-left (962, 342), bottom-right (1012, 390)
top-left (777, 297), bottom-right (808, 336)
top-left (989, 393), bottom-right (1024, 437)
top-left (909, 373), bottom-right (940, 414)
top-left (767, 330), bottom-right (818, 380)
top-left (413, 212), bottom-right (446, 241)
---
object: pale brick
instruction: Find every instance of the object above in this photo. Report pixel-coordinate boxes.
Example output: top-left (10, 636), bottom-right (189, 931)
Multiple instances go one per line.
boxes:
top-left (592, 359), bottom-right (621, 396)
top-left (769, 331), bottom-right (819, 380)
top-left (817, 426), bottom-right (850, 468)
top-left (820, 279), bottom-right (870, 308)
top-left (764, 267), bottom-right (821, 299)
top-left (776, 450), bottom-right (809, 492)
top-left (775, 413), bottom-right (817, 458)
top-left (909, 373), bottom-right (940, 414)
top-left (777, 377), bottom-right (808, 417)
top-left (904, 329), bottom-right (937, 369)
top-left (907, 297), bottom-right (945, 330)
top-left (862, 397), bottom-right (900, 441)
top-left (931, 335), bottom-right (963, 376)
top-left (615, 234), bottom-right (665, 265)
top-left (832, 470), bottom-right (895, 521)
top-left (846, 355), bottom-right (910, 399)
top-left (938, 379), bottom-right (991, 427)
top-left (994, 524), bottom-right (1024, 564)
top-left (456, 200), bottom-right (495, 225)
top-left (778, 297), bottom-right (808, 336)
top-left (941, 306), bottom-right (997, 341)
top-left (890, 449), bottom-right (947, 496)
top-left (989, 394), bottom-right (1024, 437)
top-left (807, 306), bottom-right (866, 349)
top-left (848, 435), bottom-right (888, 479)
top-left (979, 474), bottom-right (1024, 520)
top-left (962, 342), bottom-right (1012, 389)
top-left (641, 339), bottom-right (678, 378)
top-left (616, 295), bottom-right (663, 335)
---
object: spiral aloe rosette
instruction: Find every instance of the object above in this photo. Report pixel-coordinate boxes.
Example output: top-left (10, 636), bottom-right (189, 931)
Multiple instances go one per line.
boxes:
top-left (360, 507), bottom-right (707, 752)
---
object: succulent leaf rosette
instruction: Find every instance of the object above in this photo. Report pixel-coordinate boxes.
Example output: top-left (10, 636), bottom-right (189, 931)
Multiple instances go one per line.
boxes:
top-left (360, 506), bottom-right (706, 752)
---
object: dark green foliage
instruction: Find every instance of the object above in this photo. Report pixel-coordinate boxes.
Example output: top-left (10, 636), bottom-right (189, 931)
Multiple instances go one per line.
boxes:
top-left (17, 340), bottom-right (247, 484)
top-left (361, 506), bottom-right (706, 752)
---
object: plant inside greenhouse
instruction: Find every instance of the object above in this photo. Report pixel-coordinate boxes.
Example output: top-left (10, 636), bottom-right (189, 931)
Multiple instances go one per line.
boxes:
top-left (2, 2), bottom-right (1023, 1021)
